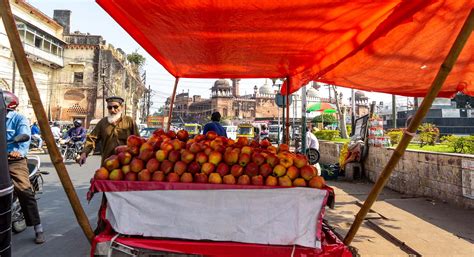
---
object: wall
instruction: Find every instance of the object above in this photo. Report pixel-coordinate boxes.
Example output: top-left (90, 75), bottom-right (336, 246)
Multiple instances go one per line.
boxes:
top-left (319, 141), bottom-right (474, 209)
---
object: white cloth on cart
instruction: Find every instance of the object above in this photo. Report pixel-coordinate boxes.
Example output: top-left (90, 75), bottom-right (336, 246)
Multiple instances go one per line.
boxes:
top-left (105, 188), bottom-right (327, 248)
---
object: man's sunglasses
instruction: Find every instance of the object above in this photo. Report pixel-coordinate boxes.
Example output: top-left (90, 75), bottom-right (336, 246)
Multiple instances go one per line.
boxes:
top-left (107, 105), bottom-right (120, 110)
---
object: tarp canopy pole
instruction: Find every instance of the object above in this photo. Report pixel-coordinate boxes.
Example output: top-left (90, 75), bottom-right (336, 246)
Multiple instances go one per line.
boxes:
top-left (0, 0), bottom-right (95, 243)
top-left (344, 8), bottom-right (474, 245)
top-left (285, 77), bottom-right (290, 145)
top-left (167, 77), bottom-right (180, 131)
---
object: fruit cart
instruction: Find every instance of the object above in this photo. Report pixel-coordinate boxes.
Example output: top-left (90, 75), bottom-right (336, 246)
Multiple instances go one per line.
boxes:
top-left (87, 178), bottom-right (348, 257)
top-left (1, 1), bottom-right (471, 257)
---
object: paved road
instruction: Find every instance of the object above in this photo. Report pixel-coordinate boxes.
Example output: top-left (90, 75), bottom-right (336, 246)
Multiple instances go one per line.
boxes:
top-left (12, 154), bottom-right (102, 257)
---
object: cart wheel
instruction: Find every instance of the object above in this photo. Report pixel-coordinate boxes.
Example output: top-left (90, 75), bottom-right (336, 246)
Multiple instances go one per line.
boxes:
top-left (12, 219), bottom-right (27, 233)
top-left (306, 148), bottom-right (320, 165)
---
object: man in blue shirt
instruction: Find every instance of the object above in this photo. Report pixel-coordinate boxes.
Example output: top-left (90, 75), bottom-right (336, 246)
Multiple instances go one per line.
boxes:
top-left (203, 112), bottom-right (227, 137)
top-left (30, 121), bottom-right (43, 150)
top-left (66, 120), bottom-right (86, 142)
top-left (5, 91), bottom-right (45, 244)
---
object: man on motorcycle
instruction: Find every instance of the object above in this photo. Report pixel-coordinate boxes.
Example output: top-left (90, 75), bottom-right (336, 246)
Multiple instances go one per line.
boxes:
top-left (30, 122), bottom-right (43, 152)
top-left (4, 91), bottom-right (45, 244)
top-left (66, 120), bottom-right (86, 147)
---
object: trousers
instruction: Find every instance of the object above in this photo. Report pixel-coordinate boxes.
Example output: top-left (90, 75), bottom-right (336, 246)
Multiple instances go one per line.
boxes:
top-left (9, 158), bottom-right (41, 226)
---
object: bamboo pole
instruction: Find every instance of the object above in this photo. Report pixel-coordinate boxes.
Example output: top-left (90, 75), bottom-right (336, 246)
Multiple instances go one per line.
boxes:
top-left (285, 77), bottom-right (290, 145)
top-left (167, 77), bottom-right (179, 131)
top-left (0, 0), bottom-right (95, 243)
top-left (344, 9), bottom-right (474, 245)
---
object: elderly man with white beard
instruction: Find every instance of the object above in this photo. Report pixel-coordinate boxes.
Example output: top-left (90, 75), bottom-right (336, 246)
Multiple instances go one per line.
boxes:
top-left (78, 96), bottom-right (139, 165)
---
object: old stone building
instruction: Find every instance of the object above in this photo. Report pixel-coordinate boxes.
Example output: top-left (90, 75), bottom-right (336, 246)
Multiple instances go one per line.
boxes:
top-left (51, 10), bottom-right (146, 126)
top-left (0, 0), bottom-right (66, 121)
top-left (165, 79), bottom-right (325, 124)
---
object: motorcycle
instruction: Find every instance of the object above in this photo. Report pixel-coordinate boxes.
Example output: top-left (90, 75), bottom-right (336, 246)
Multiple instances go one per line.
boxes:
top-left (59, 138), bottom-right (83, 161)
top-left (11, 155), bottom-right (46, 233)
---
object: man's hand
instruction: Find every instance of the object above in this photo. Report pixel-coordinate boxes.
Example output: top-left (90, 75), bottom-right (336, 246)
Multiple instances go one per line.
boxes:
top-left (8, 151), bottom-right (22, 159)
top-left (77, 153), bottom-right (87, 166)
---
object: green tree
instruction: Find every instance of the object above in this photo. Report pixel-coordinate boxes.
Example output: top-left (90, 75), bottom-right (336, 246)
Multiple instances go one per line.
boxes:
top-left (312, 113), bottom-right (337, 126)
top-left (127, 51), bottom-right (146, 67)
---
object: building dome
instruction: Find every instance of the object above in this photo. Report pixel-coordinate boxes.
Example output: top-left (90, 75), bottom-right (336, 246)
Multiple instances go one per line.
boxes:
top-left (213, 79), bottom-right (231, 89)
top-left (306, 87), bottom-right (320, 98)
top-left (259, 83), bottom-right (274, 94)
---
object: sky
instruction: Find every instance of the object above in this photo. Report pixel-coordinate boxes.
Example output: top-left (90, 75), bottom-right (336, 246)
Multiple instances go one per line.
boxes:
top-left (27, 0), bottom-right (396, 111)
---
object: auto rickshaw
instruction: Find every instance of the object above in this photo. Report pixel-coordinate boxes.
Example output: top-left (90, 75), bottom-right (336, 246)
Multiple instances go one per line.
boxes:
top-left (237, 123), bottom-right (257, 141)
top-left (184, 123), bottom-right (202, 137)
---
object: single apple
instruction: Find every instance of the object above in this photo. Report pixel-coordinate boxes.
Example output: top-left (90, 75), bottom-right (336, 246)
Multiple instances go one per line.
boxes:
top-left (206, 131), bottom-right (218, 140)
top-left (308, 176), bottom-right (326, 189)
top-left (259, 163), bottom-right (273, 177)
top-left (94, 167), bottom-right (109, 180)
top-left (293, 178), bottom-right (307, 187)
top-left (278, 175), bottom-right (292, 187)
top-left (160, 160), bottom-right (174, 174)
top-left (138, 148), bottom-right (154, 162)
top-left (168, 150), bottom-right (181, 163)
top-left (260, 139), bottom-right (272, 148)
top-left (166, 172), bottom-right (180, 182)
top-left (151, 171), bottom-right (165, 181)
top-left (109, 168), bottom-right (124, 181)
top-left (223, 174), bottom-right (236, 184)
top-left (104, 155), bottom-right (120, 171)
top-left (187, 161), bottom-right (201, 174)
top-left (278, 143), bottom-right (290, 153)
top-left (208, 173), bottom-right (222, 184)
top-left (273, 164), bottom-right (287, 177)
top-left (237, 174), bottom-right (251, 185)
top-left (194, 173), bottom-right (208, 183)
top-left (266, 154), bottom-right (280, 167)
top-left (114, 145), bottom-right (128, 154)
top-left (138, 169), bottom-right (152, 181)
top-left (146, 158), bottom-right (160, 172)
top-left (121, 165), bottom-right (131, 174)
top-left (265, 175), bottom-right (278, 186)
top-left (209, 151), bottom-right (223, 166)
top-left (118, 151), bottom-right (132, 165)
top-left (231, 164), bottom-right (244, 177)
top-left (267, 146), bottom-right (278, 154)
top-left (127, 135), bottom-right (142, 148)
top-left (201, 162), bottom-right (215, 175)
top-left (245, 162), bottom-right (259, 177)
top-left (194, 134), bottom-right (205, 142)
top-left (176, 130), bottom-right (189, 141)
top-left (166, 130), bottom-right (176, 139)
top-left (238, 153), bottom-right (251, 167)
top-left (195, 152), bottom-right (208, 165)
top-left (189, 143), bottom-right (202, 153)
top-left (224, 148), bottom-right (239, 165)
top-left (241, 146), bottom-right (253, 155)
top-left (301, 165), bottom-right (317, 181)
top-left (237, 137), bottom-right (249, 146)
top-left (180, 172), bottom-right (193, 183)
top-left (130, 158), bottom-right (144, 173)
top-left (251, 175), bottom-right (264, 185)
top-left (174, 161), bottom-right (187, 176)
top-left (251, 152), bottom-right (265, 166)
top-left (286, 166), bottom-right (300, 180)
top-left (155, 150), bottom-right (169, 162)
top-left (124, 171), bottom-right (137, 181)
top-left (160, 141), bottom-right (174, 152)
top-left (216, 163), bottom-right (230, 177)
top-left (181, 150), bottom-right (195, 164)
top-left (293, 154), bottom-right (308, 168)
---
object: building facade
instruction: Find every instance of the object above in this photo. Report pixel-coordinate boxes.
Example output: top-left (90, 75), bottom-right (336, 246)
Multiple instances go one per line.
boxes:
top-left (165, 79), bottom-right (328, 125)
top-left (0, 0), bottom-right (65, 121)
top-left (0, 2), bottom-right (146, 127)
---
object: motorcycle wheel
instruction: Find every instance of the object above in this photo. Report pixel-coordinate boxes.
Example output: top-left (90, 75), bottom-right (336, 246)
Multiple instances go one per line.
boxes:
top-left (12, 219), bottom-right (27, 233)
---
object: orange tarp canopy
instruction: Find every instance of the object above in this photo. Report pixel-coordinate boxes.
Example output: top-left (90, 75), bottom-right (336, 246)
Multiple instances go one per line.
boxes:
top-left (96, 0), bottom-right (473, 97)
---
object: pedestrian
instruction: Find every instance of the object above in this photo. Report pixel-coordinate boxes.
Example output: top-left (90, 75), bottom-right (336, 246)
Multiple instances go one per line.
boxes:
top-left (30, 121), bottom-right (43, 151)
top-left (202, 112), bottom-right (227, 137)
top-left (306, 125), bottom-right (321, 175)
top-left (78, 96), bottom-right (139, 165)
top-left (50, 121), bottom-right (61, 141)
top-left (4, 91), bottom-right (45, 244)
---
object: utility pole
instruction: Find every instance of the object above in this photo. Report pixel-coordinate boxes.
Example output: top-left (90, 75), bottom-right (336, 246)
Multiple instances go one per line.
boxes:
top-left (146, 85), bottom-right (151, 118)
top-left (392, 94), bottom-right (397, 128)
top-left (351, 89), bottom-right (355, 133)
top-left (101, 65), bottom-right (107, 118)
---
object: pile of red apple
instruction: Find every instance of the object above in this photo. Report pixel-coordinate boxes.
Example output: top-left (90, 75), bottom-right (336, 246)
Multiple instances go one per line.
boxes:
top-left (94, 129), bottom-right (326, 189)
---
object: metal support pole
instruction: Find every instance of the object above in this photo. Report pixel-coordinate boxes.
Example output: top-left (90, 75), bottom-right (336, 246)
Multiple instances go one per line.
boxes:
top-left (301, 84), bottom-right (307, 153)
top-left (351, 88), bottom-right (355, 134)
top-left (167, 77), bottom-right (179, 131)
top-left (285, 77), bottom-right (290, 145)
top-left (344, 9), bottom-right (473, 245)
top-left (0, 0), bottom-right (95, 243)
top-left (11, 60), bottom-right (15, 93)
top-left (392, 94), bottom-right (397, 128)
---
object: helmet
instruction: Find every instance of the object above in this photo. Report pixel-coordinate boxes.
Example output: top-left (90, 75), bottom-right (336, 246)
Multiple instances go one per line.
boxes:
top-left (3, 91), bottom-right (19, 110)
top-left (53, 121), bottom-right (60, 127)
top-left (73, 120), bottom-right (82, 127)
